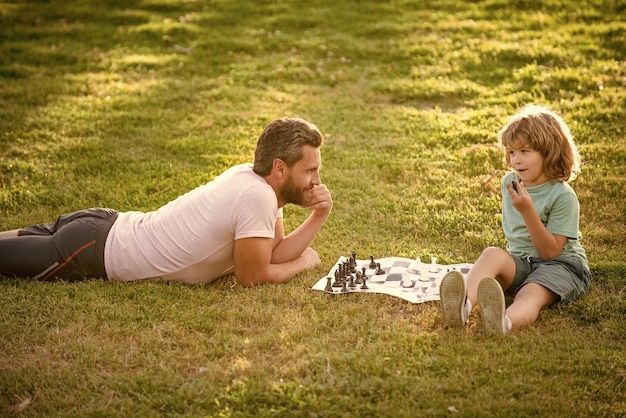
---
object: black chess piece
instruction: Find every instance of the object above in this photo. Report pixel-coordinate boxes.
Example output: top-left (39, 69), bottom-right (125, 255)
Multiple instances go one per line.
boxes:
top-left (341, 278), bottom-right (349, 293)
top-left (348, 275), bottom-right (356, 288)
top-left (360, 275), bottom-right (369, 290)
top-left (324, 276), bottom-right (333, 292)
top-left (369, 255), bottom-right (377, 269)
top-left (332, 269), bottom-right (343, 287)
top-left (375, 262), bottom-right (385, 275)
top-left (350, 252), bottom-right (357, 273)
top-left (355, 271), bottom-right (363, 285)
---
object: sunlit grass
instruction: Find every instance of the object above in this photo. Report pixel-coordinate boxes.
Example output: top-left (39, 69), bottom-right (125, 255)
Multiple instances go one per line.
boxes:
top-left (1, 0), bottom-right (625, 416)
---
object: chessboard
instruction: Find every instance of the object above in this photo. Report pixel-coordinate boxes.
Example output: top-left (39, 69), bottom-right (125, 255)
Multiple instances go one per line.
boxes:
top-left (312, 253), bottom-right (473, 304)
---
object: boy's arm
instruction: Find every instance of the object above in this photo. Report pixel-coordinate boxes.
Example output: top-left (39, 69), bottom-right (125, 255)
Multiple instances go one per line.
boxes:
top-left (521, 210), bottom-right (568, 259)
top-left (505, 181), bottom-right (568, 259)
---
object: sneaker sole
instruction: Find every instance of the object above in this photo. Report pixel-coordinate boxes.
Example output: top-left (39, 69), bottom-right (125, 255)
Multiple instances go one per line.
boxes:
top-left (477, 277), bottom-right (506, 335)
top-left (440, 271), bottom-right (466, 328)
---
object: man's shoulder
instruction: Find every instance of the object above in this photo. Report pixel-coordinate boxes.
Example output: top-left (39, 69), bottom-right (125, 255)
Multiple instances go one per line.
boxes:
top-left (224, 164), bottom-right (268, 189)
top-left (217, 164), bottom-right (275, 203)
top-left (221, 163), bottom-right (253, 177)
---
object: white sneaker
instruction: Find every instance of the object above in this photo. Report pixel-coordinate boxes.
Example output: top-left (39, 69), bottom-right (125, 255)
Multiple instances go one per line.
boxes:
top-left (477, 277), bottom-right (507, 335)
top-left (440, 271), bottom-right (468, 328)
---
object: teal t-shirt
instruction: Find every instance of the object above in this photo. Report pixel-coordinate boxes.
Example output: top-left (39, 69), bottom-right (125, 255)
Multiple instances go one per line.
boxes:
top-left (501, 171), bottom-right (587, 262)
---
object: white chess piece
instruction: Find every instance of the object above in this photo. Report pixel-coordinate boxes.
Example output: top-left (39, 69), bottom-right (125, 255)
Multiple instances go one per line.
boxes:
top-left (419, 257), bottom-right (430, 282)
top-left (407, 257), bottom-right (421, 273)
top-left (400, 271), bottom-right (414, 288)
top-left (429, 256), bottom-right (439, 273)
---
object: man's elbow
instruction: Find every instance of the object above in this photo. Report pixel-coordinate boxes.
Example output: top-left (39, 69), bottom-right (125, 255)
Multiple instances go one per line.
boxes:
top-left (235, 271), bottom-right (274, 287)
top-left (235, 274), bottom-right (260, 287)
top-left (236, 278), bottom-right (256, 287)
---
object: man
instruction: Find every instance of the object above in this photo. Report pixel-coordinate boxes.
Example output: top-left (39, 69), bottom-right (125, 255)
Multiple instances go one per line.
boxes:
top-left (0, 117), bottom-right (333, 286)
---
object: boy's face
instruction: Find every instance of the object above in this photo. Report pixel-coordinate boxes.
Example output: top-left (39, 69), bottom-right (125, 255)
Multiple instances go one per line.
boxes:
top-left (506, 140), bottom-right (548, 187)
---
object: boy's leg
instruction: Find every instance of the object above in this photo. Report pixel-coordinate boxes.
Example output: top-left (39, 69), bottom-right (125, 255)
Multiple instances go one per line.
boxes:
top-left (440, 247), bottom-right (517, 330)
top-left (477, 277), bottom-right (508, 334)
top-left (465, 247), bottom-right (517, 306)
top-left (506, 283), bottom-right (559, 330)
top-left (440, 271), bottom-right (468, 328)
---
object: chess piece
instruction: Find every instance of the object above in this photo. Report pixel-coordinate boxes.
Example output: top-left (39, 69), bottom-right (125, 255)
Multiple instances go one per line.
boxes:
top-left (429, 256), bottom-right (439, 273)
top-left (341, 278), bottom-right (349, 293)
top-left (419, 260), bottom-right (430, 282)
top-left (333, 270), bottom-right (343, 287)
top-left (369, 255), bottom-right (377, 269)
top-left (375, 262), bottom-right (385, 275)
top-left (407, 257), bottom-right (421, 273)
top-left (401, 270), bottom-right (414, 288)
top-left (360, 275), bottom-right (369, 290)
top-left (350, 252), bottom-right (357, 273)
top-left (348, 275), bottom-right (356, 288)
top-left (344, 262), bottom-right (354, 283)
top-left (401, 278), bottom-right (413, 288)
top-left (355, 271), bottom-right (363, 285)
top-left (324, 276), bottom-right (333, 292)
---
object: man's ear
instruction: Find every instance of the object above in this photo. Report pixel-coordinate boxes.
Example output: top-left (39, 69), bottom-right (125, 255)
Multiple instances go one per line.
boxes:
top-left (272, 158), bottom-right (286, 177)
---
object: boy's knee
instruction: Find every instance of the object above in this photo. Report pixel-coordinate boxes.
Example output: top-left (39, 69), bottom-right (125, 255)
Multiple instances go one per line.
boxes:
top-left (481, 246), bottom-right (507, 258)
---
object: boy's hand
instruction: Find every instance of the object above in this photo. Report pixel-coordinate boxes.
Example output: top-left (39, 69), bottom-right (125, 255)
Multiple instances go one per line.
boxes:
top-left (506, 180), bottom-right (534, 213)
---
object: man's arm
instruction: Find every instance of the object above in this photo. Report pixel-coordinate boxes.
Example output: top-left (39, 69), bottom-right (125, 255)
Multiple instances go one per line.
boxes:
top-left (271, 184), bottom-right (332, 264)
top-left (233, 184), bottom-right (332, 286)
top-left (233, 236), bottom-right (320, 287)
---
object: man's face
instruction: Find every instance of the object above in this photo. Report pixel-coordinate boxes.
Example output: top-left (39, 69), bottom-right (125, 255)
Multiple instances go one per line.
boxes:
top-left (279, 145), bottom-right (321, 207)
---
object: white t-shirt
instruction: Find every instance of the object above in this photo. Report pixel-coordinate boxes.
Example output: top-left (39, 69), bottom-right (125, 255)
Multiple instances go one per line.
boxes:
top-left (104, 164), bottom-right (280, 284)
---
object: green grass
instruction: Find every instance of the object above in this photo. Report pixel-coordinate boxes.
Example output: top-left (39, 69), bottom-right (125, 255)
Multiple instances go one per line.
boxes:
top-left (1, 0), bottom-right (625, 416)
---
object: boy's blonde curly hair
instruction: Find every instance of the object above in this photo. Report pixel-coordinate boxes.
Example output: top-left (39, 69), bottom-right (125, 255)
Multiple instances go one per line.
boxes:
top-left (499, 105), bottom-right (581, 183)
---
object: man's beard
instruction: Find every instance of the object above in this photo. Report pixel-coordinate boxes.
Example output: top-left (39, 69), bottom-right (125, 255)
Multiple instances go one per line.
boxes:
top-left (280, 176), bottom-right (311, 207)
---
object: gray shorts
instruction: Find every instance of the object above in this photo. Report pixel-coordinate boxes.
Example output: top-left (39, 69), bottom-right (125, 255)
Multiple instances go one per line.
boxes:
top-left (509, 255), bottom-right (591, 303)
top-left (0, 208), bottom-right (119, 281)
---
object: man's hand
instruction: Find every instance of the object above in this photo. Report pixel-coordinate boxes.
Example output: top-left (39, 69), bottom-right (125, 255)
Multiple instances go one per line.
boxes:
top-left (299, 247), bottom-right (321, 270)
top-left (304, 184), bottom-right (332, 219)
top-left (234, 238), bottom-right (321, 287)
top-left (270, 184), bottom-right (331, 265)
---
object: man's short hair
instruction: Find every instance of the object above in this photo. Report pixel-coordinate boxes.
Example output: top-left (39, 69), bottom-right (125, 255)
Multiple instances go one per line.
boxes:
top-left (253, 117), bottom-right (324, 176)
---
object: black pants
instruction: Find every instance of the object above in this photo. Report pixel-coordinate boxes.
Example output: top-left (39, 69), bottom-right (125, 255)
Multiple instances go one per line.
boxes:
top-left (0, 208), bottom-right (118, 281)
